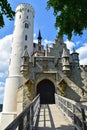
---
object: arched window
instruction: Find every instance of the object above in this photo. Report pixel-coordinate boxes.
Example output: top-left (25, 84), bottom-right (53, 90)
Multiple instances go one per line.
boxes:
top-left (25, 23), bottom-right (29, 28)
top-left (19, 15), bottom-right (21, 19)
top-left (25, 35), bottom-right (27, 40)
top-left (27, 9), bottom-right (29, 12)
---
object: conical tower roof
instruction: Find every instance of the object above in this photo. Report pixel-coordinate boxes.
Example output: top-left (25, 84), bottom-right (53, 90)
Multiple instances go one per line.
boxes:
top-left (37, 30), bottom-right (42, 40)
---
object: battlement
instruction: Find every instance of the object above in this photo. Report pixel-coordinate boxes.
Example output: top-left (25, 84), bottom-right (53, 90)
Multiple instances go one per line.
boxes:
top-left (16, 3), bottom-right (34, 15)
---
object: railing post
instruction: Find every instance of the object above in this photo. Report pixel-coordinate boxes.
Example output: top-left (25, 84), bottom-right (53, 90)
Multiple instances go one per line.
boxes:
top-left (30, 105), bottom-right (34, 130)
top-left (72, 104), bottom-right (75, 122)
top-left (18, 117), bottom-right (23, 130)
top-left (81, 108), bottom-right (87, 130)
top-left (27, 111), bottom-right (30, 130)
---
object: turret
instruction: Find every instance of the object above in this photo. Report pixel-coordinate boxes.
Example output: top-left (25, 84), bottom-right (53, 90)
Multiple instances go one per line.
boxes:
top-left (1, 4), bottom-right (34, 129)
top-left (21, 45), bottom-right (29, 76)
top-left (37, 30), bottom-right (42, 45)
top-left (62, 48), bottom-right (70, 75)
top-left (71, 48), bottom-right (79, 67)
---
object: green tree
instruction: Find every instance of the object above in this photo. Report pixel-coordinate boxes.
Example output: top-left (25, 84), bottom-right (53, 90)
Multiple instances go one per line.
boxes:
top-left (47, 0), bottom-right (87, 39)
top-left (0, 0), bottom-right (15, 28)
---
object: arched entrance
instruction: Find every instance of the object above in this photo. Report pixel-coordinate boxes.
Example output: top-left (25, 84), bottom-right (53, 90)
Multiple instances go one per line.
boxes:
top-left (37, 79), bottom-right (55, 104)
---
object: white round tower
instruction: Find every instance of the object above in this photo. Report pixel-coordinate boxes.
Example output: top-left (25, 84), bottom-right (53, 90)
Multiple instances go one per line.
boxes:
top-left (9, 3), bottom-right (34, 75)
top-left (3, 3), bottom-right (34, 113)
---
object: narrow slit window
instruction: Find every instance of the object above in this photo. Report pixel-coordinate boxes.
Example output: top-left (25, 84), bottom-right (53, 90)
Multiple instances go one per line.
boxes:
top-left (25, 35), bottom-right (27, 40)
top-left (25, 23), bottom-right (29, 28)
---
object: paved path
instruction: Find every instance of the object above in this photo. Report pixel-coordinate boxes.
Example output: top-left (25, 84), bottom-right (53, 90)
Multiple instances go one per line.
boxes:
top-left (35, 104), bottom-right (75, 130)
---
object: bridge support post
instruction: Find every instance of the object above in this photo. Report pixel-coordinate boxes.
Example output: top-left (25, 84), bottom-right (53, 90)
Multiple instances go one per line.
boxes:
top-left (27, 111), bottom-right (30, 130)
top-left (81, 108), bottom-right (87, 130)
top-left (30, 105), bottom-right (34, 130)
top-left (19, 118), bottom-right (23, 130)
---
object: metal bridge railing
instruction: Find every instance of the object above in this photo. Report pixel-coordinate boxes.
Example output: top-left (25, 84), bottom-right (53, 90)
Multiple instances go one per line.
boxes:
top-left (5, 94), bottom-right (40, 130)
top-left (55, 94), bottom-right (87, 130)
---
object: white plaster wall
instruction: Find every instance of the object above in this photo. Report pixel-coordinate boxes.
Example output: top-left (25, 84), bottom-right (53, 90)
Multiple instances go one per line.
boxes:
top-left (9, 4), bottom-right (34, 76)
top-left (3, 76), bottom-right (23, 112)
top-left (0, 112), bottom-right (17, 130)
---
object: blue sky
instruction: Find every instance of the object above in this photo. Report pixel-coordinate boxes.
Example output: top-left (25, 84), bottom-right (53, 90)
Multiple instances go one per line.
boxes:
top-left (0, 0), bottom-right (87, 104)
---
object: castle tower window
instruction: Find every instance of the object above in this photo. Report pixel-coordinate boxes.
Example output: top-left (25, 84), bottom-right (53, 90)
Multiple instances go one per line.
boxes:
top-left (26, 16), bottom-right (28, 19)
top-left (19, 15), bottom-right (21, 19)
top-left (25, 23), bottom-right (29, 28)
top-left (33, 43), bottom-right (36, 48)
top-left (27, 9), bottom-right (29, 12)
top-left (25, 35), bottom-right (27, 40)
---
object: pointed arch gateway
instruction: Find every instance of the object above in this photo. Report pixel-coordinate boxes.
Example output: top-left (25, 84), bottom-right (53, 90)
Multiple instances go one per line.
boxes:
top-left (37, 79), bottom-right (55, 104)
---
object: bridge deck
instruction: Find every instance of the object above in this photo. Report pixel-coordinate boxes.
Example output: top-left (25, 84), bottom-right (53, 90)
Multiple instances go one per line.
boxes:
top-left (35, 104), bottom-right (75, 130)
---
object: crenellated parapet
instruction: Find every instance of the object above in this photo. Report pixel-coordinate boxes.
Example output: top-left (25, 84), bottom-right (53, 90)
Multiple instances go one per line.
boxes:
top-left (16, 3), bottom-right (34, 16)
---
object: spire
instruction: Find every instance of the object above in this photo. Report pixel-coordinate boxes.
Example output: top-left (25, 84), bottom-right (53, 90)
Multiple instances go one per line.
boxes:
top-left (37, 30), bottom-right (42, 44)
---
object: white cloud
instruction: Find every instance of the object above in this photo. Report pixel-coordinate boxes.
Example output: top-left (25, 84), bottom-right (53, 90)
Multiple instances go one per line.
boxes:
top-left (79, 58), bottom-right (87, 65)
top-left (0, 35), bottom-right (12, 104)
top-left (65, 40), bottom-right (87, 65)
top-left (0, 72), bottom-right (4, 78)
top-left (0, 71), bottom-right (8, 78)
top-left (33, 39), bottom-right (38, 43)
top-left (0, 87), bottom-right (5, 92)
top-left (0, 93), bottom-right (4, 104)
top-left (76, 43), bottom-right (87, 65)
top-left (0, 34), bottom-right (12, 71)
top-left (43, 39), bottom-right (54, 48)
top-left (33, 33), bottom-right (36, 38)
top-left (0, 82), bottom-right (5, 104)
top-left (33, 38), bottom-right (54, 47)
top-left (0, 82), bottom-right (5, 88)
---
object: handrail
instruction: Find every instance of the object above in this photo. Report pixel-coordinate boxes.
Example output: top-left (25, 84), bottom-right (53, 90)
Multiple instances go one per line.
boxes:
top-left (55, 94), bottom-right (87, 130)
top-left (5, 94), bottom-right (40, 130)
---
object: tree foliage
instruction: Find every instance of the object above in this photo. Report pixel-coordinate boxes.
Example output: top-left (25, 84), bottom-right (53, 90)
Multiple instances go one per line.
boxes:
top-left (47, 0), bottom-right (87, 39)
top-left (0, 0), bottom-right (15, 28)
